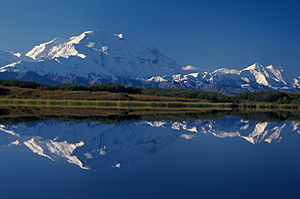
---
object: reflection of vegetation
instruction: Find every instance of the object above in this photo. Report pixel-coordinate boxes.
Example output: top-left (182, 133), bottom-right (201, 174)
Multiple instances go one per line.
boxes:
top-left (0, 106), bottom-right (299, 124)
top-left (140, 110), bottom-right (232, 122)
top-left (232, 111), bottom-right (300, 123)
top-left (0, 106), bottom-right (231, 124)
top-left (0, 87), bottom-right (9, 95)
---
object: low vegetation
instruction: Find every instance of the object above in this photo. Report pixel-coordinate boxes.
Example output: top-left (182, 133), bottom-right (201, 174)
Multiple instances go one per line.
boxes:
top-left (0, 79), bottom-right (232, 103)
top-left (0, 79), bottom-right (300, 106)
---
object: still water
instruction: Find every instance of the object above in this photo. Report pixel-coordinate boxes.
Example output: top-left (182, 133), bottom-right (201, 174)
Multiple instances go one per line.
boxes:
top-left (0, 112), bottom-right (300, 199)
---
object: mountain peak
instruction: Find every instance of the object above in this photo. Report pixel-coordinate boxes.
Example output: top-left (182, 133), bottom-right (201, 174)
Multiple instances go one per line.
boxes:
top-left (0, 30), bottom-right (299, 93)
top-left (1, 29), bottom-right (181, 78)
top-left (266, 65), bottom-right (274, 69)
top-left (69, 30), bottom-right (94, 44)
top-left (25, 34), bottom-right (86, 61)
top-left (212, 68), bottom-right (240, 75)
top-left (242, 62), bottom-right (264, 71)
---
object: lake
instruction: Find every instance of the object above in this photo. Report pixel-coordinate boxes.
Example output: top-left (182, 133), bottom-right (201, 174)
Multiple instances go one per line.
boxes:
top-left (0, 109), bottom-right (299, 199)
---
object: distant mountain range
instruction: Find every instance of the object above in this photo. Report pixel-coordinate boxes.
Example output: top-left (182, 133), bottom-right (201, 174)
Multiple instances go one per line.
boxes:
top-left (143, 63), bottom-right (300, 95)
top-left (0, 30), bottom-right (299, 94)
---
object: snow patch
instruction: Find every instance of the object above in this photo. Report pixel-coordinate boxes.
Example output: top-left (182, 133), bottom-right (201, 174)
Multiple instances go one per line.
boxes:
top-left (114, 33), bottom-right (124, 39)
top-left (0, 125), bottom-right (20, 137)
top-left (172, 74), bottom-right (182, 82)
top-left (213, 68), bottom-right (240, 75)
top-left (188, 73), bottom-right (199, 78)
top-left (10, 140), bottom-right (20, 145)
top-left (241, 77), bottom-right (250, 83)
top-left (12, 52), bottom-right (21, 57)
top-left (24, 138), bottom-right (52, 159)
top-left (146, 121), bottom-right (166, 127)
top-left (181, 134), bottom-right (196, 140)
top-left (25, 32), bottom-right (90, 61)
top-left (0, 61), bottom-right (22, 72)
top-left (147, 76), bottom-right (167, 82)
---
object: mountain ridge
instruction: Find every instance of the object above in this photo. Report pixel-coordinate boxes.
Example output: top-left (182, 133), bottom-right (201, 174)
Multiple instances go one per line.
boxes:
top-left (1, 30), bottom-right (181, 79)
top-left (0, 30), bottom-right (299, 95)
top-left (144, 63), bottom-right (300, 94)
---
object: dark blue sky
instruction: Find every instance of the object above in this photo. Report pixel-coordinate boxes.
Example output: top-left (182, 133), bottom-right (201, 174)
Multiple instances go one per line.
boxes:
top-left (0, 0), bottom-right (299, 73)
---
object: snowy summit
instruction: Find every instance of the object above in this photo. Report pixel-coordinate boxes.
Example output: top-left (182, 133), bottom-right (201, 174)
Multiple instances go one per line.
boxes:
top-left (0, 30), bottom-right (181, 79)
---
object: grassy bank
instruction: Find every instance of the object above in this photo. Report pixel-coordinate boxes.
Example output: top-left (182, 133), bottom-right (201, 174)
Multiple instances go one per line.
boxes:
top-left (0, 85), bottom-right (206, 102)
top-left (0, 98), bottom-right (233, 109)
top-left (0, 82), bottom-right (300, 111)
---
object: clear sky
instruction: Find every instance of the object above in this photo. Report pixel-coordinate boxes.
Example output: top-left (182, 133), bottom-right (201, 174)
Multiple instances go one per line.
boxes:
top-left (0, 0), bottom-right (299, 73)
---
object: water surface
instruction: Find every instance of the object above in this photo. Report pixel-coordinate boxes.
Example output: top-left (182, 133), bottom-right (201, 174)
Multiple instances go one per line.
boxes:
top-left (0, 111), bottom-right (299, 199)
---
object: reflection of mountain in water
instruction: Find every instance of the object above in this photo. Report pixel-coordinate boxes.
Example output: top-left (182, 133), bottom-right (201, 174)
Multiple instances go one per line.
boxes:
top-left (151, 117), bottom-right (300, 144)
top-left (0, 116), bottom-right (299, 170)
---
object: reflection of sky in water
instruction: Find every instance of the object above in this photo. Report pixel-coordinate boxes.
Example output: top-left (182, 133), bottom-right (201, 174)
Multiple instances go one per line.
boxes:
top-left (0, 116), bottom-right (299, 170)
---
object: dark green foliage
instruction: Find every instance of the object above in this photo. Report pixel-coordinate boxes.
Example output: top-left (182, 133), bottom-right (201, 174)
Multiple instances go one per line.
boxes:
top-left (233, 90), bottom-right (300, 104)
top-left (0, 79), bottom-right (141, 94)
top-left (141, 88), bottom-right (231, 102)
top-left (0, 87), bottom-right (10, 95)
top-left (0, 79), bottom-right (230, 102)
top-left (0, 79), bottom-right (300, 104)
top-left (0, 79), bottom-right (41, 89)
top-left (232, 111), bottom-right (300, 122)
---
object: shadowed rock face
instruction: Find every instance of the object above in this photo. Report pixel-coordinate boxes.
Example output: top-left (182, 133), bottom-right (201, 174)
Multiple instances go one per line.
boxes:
top-left (0, 116), bottom-right (299, 170)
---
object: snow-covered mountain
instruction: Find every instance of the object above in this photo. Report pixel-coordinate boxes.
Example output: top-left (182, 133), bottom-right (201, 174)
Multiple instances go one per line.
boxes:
top-left (0, 117), bottom-right (299, 170)
top-left (0, 30), bottom-right (181, 81)
top-left (207, 63), bottom-right (300, 90)
top-left (0, 50), bottom-right (22, 67)
top-left (145, 63), bottom-right (300, 94)
top-left (0, 30), bottom-right (299, 94)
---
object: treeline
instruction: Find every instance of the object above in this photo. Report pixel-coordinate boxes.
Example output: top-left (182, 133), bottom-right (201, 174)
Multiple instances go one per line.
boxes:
top-left (0, 79), bottom-right (230, 102)
top-left (233, 90), bottom-right (300, 104)
top-left (0, 79), bottom-right (300, 104)
top-left (141, 87), bottom-right (230, 102)
top-left (0, 79), bottom-right (141, 93)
